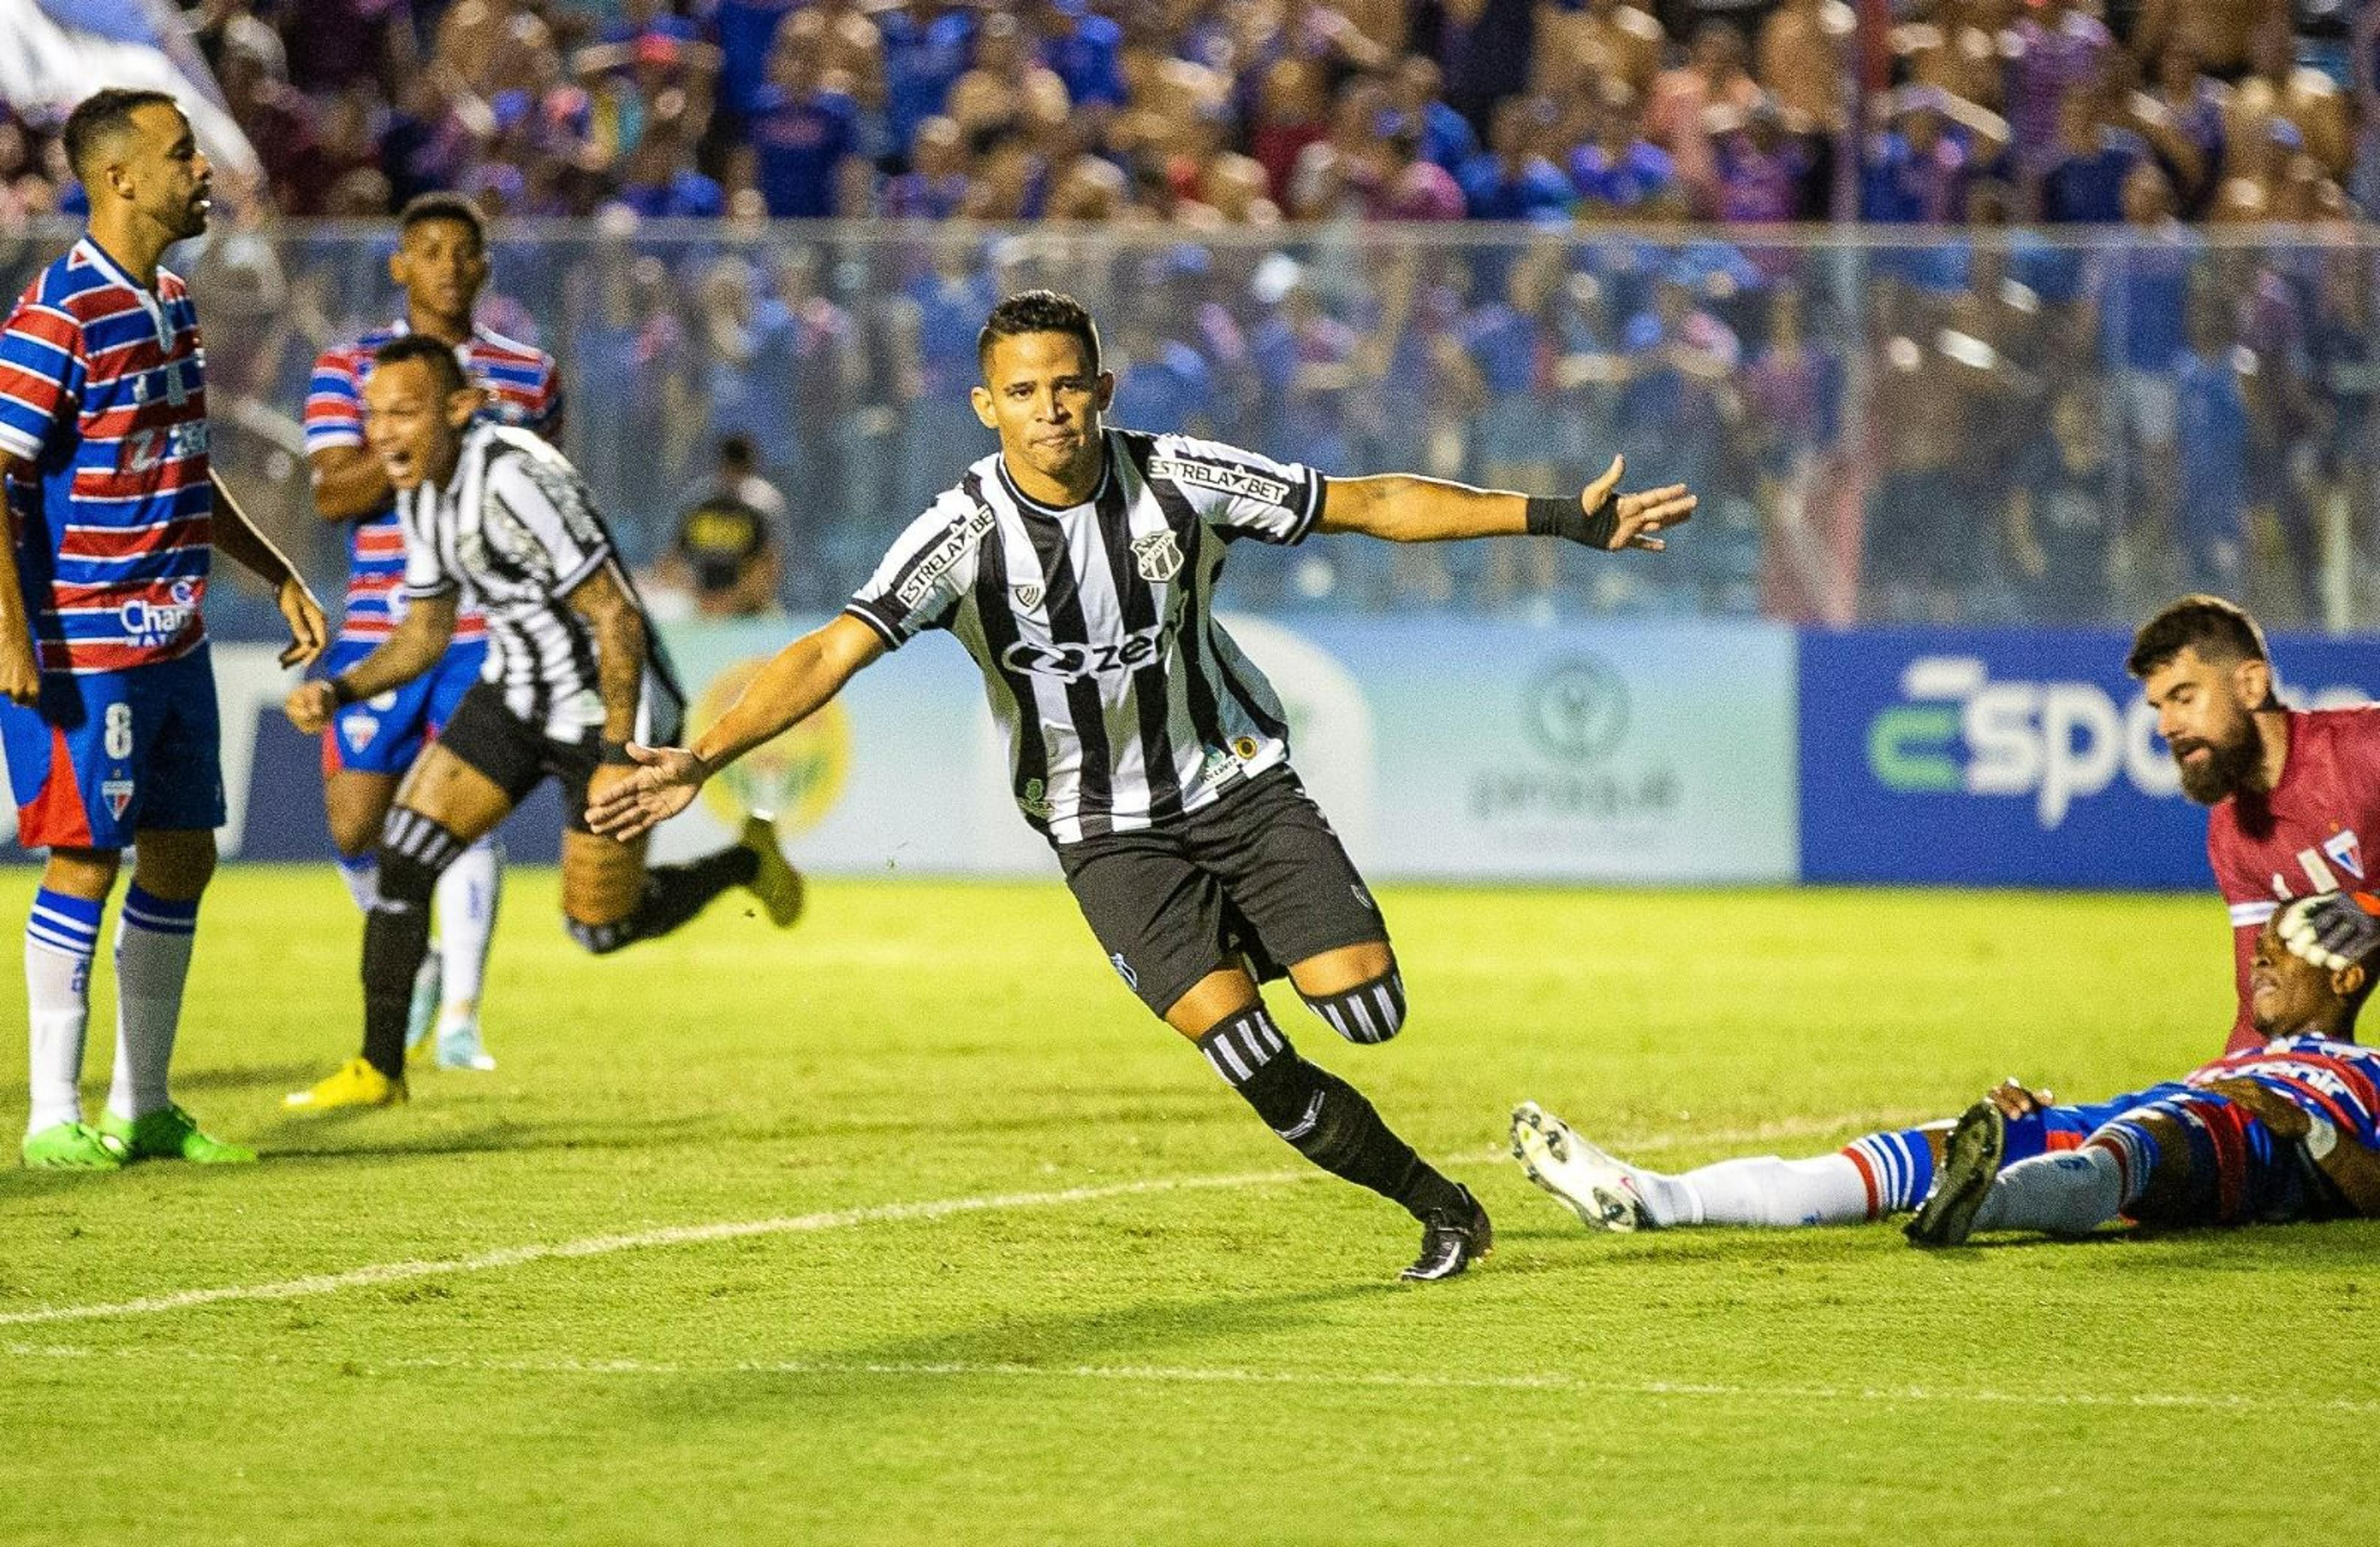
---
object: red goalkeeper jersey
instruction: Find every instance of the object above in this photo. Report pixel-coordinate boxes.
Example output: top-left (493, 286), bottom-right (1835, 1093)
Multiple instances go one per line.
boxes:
top-left (2208, 706), bottom-right (2380, 1053)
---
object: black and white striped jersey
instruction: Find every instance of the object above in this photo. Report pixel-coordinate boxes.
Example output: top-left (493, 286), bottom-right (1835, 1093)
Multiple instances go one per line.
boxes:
top-left (399, 421), bottom-right (683, 744)
top-left (845, 426), bottom-right (1326, 844)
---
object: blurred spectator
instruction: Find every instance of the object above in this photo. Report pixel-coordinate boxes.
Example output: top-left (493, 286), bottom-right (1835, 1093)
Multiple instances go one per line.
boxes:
top-left (747, 11), bottom-right (864, 218)
top-left (878, 1), bottom-right (974, 161)
top-left (1570, 82), bottom-right (1677, 215)
top-left (2040, 97), bottom-right (2149, 224)
top-left (1896, 0), bottom-right (2007, 115)
top-left (651, 434), bottom-right (790, 620)
top-left (1709, 99), bottom-right (1820, 226)
top-left (1860, 86), bottom-right (2007, 225)
top-left (2134, 0), bottom-right (2286, 83)
top-left (2007, 387), bottom-right (2117, 624)
top-left (1458, 96), bottom-right (1572, 223)
top-left (882, 115), bottom-right (971, 219)
top-left (2173, 278), bottom-right (2254, 602)
top-left (2004, 0), bottom-right (2115, 204)
top-left (1648, 21), bottom-right (1763, 216)
top-left (1385, 56), bottom-right (1479, 174)
top-left (1756, 0), bottom-right (1854, 137)
top-left (1542, 0), bottom-right (1664, 105)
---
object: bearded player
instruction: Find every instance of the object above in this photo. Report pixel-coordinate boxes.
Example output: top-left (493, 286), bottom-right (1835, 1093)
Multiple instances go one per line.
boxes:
top-left (2127, 595), bottom-right (2380, 1054)
top-left (304, 192), bottom-right (558, 1072)
top-left (589, 290), bottom-right (1695, 1281)
top-left (1, 89), bottom-right (328, 1167)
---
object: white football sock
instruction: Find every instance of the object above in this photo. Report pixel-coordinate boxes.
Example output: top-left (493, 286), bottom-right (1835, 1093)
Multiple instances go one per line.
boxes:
top-left (435, 837), bottom-right (501, 1017)
top-left (105, 887), bottom-right (198, 1122)
top-left (24, 888), bottom-right (103, 1135)
top-left (1969, 1147), bottom-right (2127, 1236)
top-left (1668, 1154), bottom-right (1874, 1228)
top-left (337, 854), bottom-right (377, 912)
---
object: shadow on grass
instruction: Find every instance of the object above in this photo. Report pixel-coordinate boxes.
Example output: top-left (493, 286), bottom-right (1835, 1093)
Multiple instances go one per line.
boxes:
top-left (636, 1280), bottom-right (1401, 1426)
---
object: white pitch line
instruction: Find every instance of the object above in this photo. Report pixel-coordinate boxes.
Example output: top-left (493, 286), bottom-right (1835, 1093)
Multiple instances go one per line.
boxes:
top-left (0, 1169), bottom-right (1311, 1329)
top-left (9, 1343), bottom-right (2372, 1419)
top-left (0, 1110), bottom-right (1927, 1330)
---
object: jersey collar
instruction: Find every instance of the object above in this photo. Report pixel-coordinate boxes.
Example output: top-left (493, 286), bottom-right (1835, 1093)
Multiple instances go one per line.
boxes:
top-left (996, 432), bottom-right (1111, 518)
top-left (74, 237), bottom-right (172, 351)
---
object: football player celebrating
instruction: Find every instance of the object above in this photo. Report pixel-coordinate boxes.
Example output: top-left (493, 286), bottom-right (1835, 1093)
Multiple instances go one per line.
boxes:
top-left (303, 193), bottom-right (559, 1072)
top-left (0, 89), bottom-right (327, 1168)
top-left (2127, 595), bottom-right (2380, 1054)
top-left (589, 290), bottom-right (1695, 1281)
top-left (280, 336), bottom-right (801, 1111)
top-left (1512, 892), bottom-right (2380, 1242)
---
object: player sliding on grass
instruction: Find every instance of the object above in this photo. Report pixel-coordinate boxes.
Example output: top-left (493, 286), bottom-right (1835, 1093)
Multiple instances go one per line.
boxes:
top-left (589, 289), bottom-right (1695, 1282)
top-left (281, 335), bottom-right (803, 1111)
top-left (1512, 892), bottom-right (2380, 1243)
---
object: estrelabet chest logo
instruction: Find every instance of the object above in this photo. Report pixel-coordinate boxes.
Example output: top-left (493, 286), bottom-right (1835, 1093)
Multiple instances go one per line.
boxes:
top-left (1129, 530), bottom-right (1183, 584)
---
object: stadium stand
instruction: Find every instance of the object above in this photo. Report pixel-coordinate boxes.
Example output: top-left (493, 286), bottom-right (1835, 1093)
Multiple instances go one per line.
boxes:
top-left (1, 1), bottom-right (2375, 633)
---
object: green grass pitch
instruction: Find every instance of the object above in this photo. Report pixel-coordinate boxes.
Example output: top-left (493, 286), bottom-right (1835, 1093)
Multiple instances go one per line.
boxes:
top-left (2, 867), bottom-right (2373, 1543)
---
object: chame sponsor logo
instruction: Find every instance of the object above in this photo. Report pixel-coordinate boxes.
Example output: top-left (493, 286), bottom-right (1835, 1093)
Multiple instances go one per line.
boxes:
top-left (117, 578), bottom-right (200, 647)
top-left (1864, 655), bottom-right (2368, 829)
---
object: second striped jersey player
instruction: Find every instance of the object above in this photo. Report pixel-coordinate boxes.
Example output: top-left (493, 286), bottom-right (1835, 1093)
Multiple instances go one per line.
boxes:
top-left (301, 192), bottom-right (560, 1072)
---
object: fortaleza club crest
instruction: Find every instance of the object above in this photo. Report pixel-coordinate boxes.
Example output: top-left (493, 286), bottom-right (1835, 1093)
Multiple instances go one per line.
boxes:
top-left (100, 778), bottom-right (134, 820)
top-left (1129, 530), bottom-right (1183, 583)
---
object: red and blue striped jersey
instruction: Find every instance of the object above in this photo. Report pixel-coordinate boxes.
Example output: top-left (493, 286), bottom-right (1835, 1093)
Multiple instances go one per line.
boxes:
top-left (2190, 1035), bottom-right (2380, 1152)
top-left (0, 238), bottom-right (212, 674)
top-left (304, 322), bottom-right (562, 645)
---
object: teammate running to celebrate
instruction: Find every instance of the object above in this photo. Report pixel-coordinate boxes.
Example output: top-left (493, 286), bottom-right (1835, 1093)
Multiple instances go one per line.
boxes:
top-left (2127, 594), bottom-right (2380, 1054)
top-left (589, 290), bottom-right (1695, 1280)
top-left (281, 335), bottom-right (801, 1111)
top-left (1510, 891), bottom-right (2380, 1243)
top-left (303, 192), bottom-right (560, 1073)
top-left (0, 89), bottom-right (328, 1168)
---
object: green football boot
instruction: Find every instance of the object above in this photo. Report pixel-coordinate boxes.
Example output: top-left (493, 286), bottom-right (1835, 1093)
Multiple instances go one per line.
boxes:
top-left (21, 1120), bottom-right (127, 1170)
top-left (97, 1104), bottom-right (257, 1165)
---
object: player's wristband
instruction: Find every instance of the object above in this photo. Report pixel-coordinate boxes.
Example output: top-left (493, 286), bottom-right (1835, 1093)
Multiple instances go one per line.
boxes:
top-left (599, 740), bottom-right (638, 767)
top-left (328, 677), bottom-right (361, 708)
top-left (1525, 494), bottom-right (1620, 550)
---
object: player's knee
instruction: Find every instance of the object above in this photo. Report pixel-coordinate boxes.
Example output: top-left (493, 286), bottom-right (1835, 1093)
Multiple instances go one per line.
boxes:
top-left (375, 809), bottom-right (466, 906)
top-left (1301, 969), bottom-right (1408, 1045)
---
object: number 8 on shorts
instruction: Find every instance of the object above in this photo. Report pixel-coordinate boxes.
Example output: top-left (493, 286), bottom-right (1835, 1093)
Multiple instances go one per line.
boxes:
top-left (0, 648), bottom-right (227, 850)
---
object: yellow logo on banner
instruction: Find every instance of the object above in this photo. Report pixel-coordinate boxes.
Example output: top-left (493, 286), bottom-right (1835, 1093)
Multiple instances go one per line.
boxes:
top-left (694, 658), bottom-right (851, 835)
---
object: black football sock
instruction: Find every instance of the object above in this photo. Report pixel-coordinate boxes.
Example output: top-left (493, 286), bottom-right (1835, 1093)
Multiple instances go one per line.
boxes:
top-left (565, 845), bottom-right (760, 954)
top-left (359, 813), bottom-right (464, 1078)
top-left (1195, 1005), bottom-right (1465, 1222)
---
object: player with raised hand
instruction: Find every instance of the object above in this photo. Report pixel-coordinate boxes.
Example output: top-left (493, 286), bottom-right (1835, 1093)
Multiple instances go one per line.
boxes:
top-left (0, 88), bottom-right (327, 1168)
top-left (2127, 594), bottom-right (2380, 1054)
top-left (302, 192), bottom-right (561, 1073)
top-left (280, 336), bottom-right (801, 1112)
top-left (589, 289), bottom-right (1694, 1282)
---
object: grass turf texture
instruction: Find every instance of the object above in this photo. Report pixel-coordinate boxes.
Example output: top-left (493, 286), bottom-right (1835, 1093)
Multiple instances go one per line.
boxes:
top-left (1, 868), bottom-right (2373, 1543)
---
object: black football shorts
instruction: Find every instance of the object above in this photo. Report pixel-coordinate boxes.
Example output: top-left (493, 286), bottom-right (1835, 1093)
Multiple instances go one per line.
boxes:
top-left (434, 681), bottom-right (604, 833)
top-left (1056, 766), bottom-right (1390, 1018)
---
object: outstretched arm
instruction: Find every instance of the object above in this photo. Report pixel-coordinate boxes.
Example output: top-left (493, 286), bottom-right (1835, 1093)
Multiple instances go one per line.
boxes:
top-left (585, 612), bottom-right (887, 840)
top-left (283, 591), bottom-right (457, 734)
top-left (210, 471), bottom-right (329, 666)
top-left (1317, 456), bottom-right (1695, 552)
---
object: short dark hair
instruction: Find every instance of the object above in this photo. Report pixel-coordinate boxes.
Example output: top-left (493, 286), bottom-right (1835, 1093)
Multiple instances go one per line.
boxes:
top-left (61, 89), bottom-right (181, 182)
top-left (2126, 595), bottom-right (2270, 679)
top-left (977, 289), bottom-right (1101, 377)
top-left (374, 332), bottom-right (469, 397)
top-left (397, 191), bottom-right (488, 251)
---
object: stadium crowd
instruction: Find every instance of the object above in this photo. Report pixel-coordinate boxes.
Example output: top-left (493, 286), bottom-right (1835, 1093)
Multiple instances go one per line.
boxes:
top-left (2, 1), bottom-right (2378, 632)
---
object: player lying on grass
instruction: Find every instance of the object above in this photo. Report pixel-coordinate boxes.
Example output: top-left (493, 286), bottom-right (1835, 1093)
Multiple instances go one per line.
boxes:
top-left (1906, 891), bottom-right (2380, 1245)
top-left (280, 335), bottom-right (804, 1112)
top-left (1514, 891), bottom-right (2380, 1243)
top-left (588, 289), bottom-right (1695, 1282)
